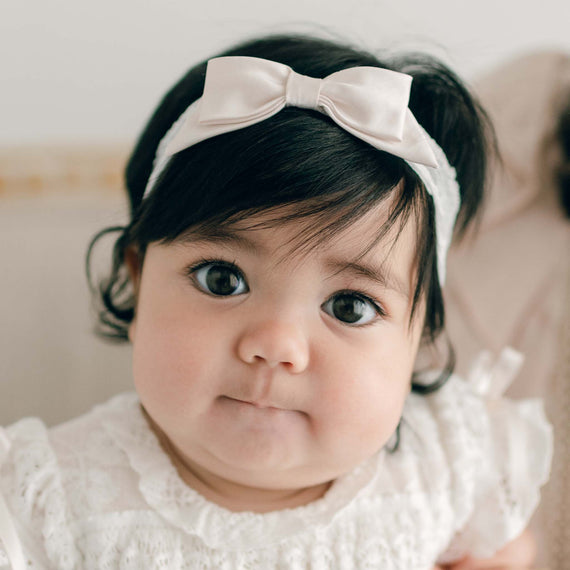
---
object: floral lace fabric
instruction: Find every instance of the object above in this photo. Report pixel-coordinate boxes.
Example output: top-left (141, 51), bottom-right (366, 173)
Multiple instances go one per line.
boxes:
top-left (0, 376), bottom-right (552, 570)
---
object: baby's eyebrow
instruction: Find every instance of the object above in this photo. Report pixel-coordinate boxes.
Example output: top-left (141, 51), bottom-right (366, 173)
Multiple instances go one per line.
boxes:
top-left (325, 259), bottom-right (410, 300)
top-left (177, 228), bottom-right (264, 255)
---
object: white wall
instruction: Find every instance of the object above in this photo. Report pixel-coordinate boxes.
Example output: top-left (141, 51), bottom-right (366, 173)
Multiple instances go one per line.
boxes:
top-left (2, 0), bottom-right (569, 146)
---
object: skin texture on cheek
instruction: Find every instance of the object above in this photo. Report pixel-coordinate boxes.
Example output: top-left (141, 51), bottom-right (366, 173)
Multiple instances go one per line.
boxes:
top-left (318, 359), bottom-right (411, 450)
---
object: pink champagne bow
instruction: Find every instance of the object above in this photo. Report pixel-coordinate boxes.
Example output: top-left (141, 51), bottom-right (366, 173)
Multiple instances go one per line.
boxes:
top-left (163, 56), bottom-right (439, 167)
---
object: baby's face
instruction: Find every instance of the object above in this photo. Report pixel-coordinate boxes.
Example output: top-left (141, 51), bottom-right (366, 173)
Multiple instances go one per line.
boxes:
top-left (128, 202), bottom-right (424, 507)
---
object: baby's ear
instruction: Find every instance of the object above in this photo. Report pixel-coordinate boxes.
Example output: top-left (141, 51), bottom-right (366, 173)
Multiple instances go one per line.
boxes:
top-left (124, 246), bottom-right (142, 343)
top-left (124, 245), bottom-right (142, 292)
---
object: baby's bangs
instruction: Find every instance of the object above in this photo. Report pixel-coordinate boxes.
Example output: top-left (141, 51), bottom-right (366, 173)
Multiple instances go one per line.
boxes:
top-left (198, 169), bottom-right (426, 260)
top-left (131, 108), bottom-right (408, 247)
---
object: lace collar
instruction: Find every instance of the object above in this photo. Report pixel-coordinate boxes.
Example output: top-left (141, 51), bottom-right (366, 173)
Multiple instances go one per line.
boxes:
top-left (103, 393), bottom-right (383, 550)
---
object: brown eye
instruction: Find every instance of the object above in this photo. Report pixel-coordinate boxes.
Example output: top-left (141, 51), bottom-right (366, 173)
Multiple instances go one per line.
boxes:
top-left (322, 292), bottom-right (379, 325)
top-left (193, 263), bottom-right (248, 296)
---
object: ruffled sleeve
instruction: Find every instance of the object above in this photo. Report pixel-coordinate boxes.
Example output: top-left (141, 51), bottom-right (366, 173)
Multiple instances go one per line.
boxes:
top-left (0, 526), bottom-right (13, 569)
top-left (0, 427), bottom-right (19, 570)
top-left (0, 420), bottom-right (78, 570)
top-left (436, 380), bottom-right (552, 563)
top-left (0, 427), bottom-right (21, 570)
top-left (0, 548), bottom-right (11, 570)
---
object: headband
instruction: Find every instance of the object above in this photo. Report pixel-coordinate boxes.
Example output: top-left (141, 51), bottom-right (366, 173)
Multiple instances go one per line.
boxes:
top-left (143, 56), bottom-right (460, 284)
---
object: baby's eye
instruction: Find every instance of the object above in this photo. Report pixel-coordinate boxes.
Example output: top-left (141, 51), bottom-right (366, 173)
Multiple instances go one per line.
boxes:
top-left (322, 292), bottom-right (382, 326)
top-left (191, 262), bottom-right (248, 297)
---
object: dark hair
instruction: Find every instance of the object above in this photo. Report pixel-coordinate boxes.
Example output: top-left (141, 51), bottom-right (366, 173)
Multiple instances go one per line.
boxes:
top-left (87, 34), bottom-right (494, 393)
top-left (557, 98), bottom-right (570, 217)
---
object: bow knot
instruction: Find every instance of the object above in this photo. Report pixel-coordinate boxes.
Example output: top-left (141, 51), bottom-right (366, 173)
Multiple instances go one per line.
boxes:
top-left (285, 71), bottom-right (322, 109)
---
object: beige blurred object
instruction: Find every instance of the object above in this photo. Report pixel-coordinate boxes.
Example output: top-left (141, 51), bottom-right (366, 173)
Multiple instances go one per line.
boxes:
top-left (0, 145), bottom-right (133, 427)
top-left (445, 52), bottom-right (570, 569)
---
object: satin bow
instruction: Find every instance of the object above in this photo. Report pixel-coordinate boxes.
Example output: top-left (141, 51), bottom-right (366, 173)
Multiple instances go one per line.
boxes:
top-left (144, 56), bottom-right (460, 284)
top-left (163, 56), bottom-right (439, 167)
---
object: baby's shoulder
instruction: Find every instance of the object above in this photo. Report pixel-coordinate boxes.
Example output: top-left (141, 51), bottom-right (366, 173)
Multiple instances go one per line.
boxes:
top-left (1, 393), bottom-right (146, 523)
top-left (0, 393), bottom-right (156, 569)
top-left (413, 373), bottom-right (551, 455)
top-left (403, 374), bottom-right (551, 491)
top-left (2, 392), bottom-right (138, 471)
top-left (49, 392), bottom-right (140, 461)
top-left (396, 374), bottom-right (552, 561)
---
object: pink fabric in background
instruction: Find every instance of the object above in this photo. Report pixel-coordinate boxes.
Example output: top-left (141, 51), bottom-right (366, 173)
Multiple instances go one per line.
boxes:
top-left (445, 51), bottom-right (570, 568)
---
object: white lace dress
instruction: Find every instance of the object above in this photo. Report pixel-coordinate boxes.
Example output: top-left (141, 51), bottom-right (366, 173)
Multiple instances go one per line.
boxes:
top-left (0, 376), bottom-right (551, 570)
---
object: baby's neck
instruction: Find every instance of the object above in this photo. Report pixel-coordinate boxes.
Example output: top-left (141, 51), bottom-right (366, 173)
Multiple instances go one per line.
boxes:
top-left (143, 407), bottom-right (332, 513)
top-left (173, 462), bottom-right (331, 513)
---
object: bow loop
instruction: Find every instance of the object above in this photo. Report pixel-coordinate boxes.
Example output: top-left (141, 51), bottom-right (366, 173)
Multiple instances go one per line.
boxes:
top-left (321, 67), bottom-right (412, 142)
top-left (199, 57), bottom-right (289, 124)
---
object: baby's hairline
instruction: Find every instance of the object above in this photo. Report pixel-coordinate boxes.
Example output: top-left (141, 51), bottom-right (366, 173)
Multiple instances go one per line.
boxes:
top-left (166, 191), bottom-right (413, 258)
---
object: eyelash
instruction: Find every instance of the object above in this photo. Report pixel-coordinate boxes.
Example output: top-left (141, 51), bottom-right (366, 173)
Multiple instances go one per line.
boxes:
top-left (185, 258), bottom-right (387, 325)
top-left (187, 258), bottom-right (241, 275)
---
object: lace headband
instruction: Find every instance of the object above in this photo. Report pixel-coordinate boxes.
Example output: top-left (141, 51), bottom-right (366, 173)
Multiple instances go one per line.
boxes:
top-left (143, 56), bottom-right (460, 283)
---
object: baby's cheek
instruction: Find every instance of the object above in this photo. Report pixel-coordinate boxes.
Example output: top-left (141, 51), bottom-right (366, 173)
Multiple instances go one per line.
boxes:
top-left (314, 374), bottom-right (406, 464)
top-left (132, 323), bottom-right (212, 414)
top-left (352, 392), bottom-right (404, 440)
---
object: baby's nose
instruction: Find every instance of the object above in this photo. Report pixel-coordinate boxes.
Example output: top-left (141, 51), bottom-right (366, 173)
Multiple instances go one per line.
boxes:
top-left (236, 319), bottom-right (309, 373)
